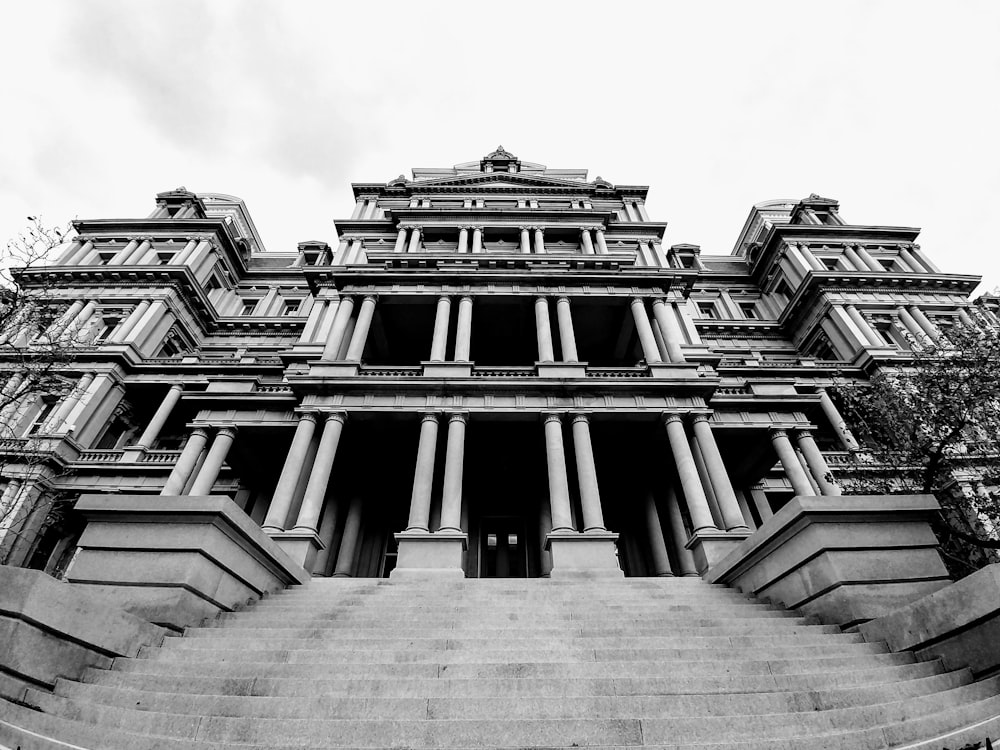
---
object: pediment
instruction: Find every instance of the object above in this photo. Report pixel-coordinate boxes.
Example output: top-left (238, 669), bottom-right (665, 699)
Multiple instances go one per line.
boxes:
top-left (413, 172), bottom-right (590, 190)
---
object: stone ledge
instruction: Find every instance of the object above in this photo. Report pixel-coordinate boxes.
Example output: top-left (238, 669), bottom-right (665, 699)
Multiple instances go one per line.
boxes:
top-left (0, 566), bottom-right (165, 701)
top-left (706, 494), bottom-right (951, 627)
top-left (860, 563), bottom-right (1000, 679)
top-left (65, 494), bottom-right (309, 630)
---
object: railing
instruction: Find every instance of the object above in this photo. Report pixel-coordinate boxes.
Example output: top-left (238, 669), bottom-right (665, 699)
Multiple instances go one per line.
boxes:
top-left (472, 367), bottom-right (536, 378)
top-left (141, 449), bottom-right (183, 464)
top-left (358, 366), bottom-right (423, 377)
top-left (76, 450), bottom-right (124, 463)
top-left (256, 384), bottom-right (293, 393)
top-left (585, 367), bottom-right (650, 378)
top-left (714, 384), bottom-right (751, 396)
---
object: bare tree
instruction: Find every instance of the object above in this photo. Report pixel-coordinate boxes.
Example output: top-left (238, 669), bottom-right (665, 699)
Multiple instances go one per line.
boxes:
top-left (833, 311), bottom-right (1000, 576)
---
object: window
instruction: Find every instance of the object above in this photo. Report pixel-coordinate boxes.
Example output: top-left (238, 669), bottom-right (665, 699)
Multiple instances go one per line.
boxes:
top-left (739, 302), bottom-right (759, 320)
top-left (878, 259), bottom-right (897, 272)
top-left (155, 252), bottom-right (175, 265)
top-left (697, 302), bottom-right (719, 319)
top-left (27, 399), bottom-right (57, 435)
top-left (97, 252), bottom-right (115, 265)
top-left (240, 300), bottom-right (257, 316)
top-left (874, 323), bottom-right (901, 347)
top-left (820, 257), bottom-right (841, 271)
top-left (282, 300), bottom-right (301, 316)
top-left (94, 317), bottom-right (120, 342)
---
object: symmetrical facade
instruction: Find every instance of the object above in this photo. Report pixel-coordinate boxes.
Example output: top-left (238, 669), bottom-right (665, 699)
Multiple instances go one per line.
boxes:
top-left (0, 148), bottom-right (985, 580)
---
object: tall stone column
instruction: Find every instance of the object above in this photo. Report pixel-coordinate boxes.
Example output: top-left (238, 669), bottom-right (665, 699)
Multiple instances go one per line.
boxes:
top-left (555, 297), bottom-right (578, 362)
top-left (798, 244), bottom-right (825, 272)
top-left (855, 245), bottom-right (885, 272)
top-left (543, 414), bottom-right (574, 532)
top-left (429, 295), bottom-right (452, 362)
top-left (896, 307), bottom-right (928, 341)
top-left (534, 296), bottom-right (555, 362)
top-left (43, 372), bottom-right (95, 433)
top-left (908, 306), bottom-right (941, 342)
top-left (135, 384), bottom-right (183, 449)
top-left (472, 227), bottom-right (483, 254)
top-left (160, 428), bottom-right (208, 494)
top-left (405, 413), bottom-right (440, 531)
top-left (910, 246), bottom-right (940, 273)
top-left (691, 416), bottom-right (748, 531)
top-left (539, 500), bottom-right (553, 576)
top-left (630, 298), bottom-right (663, 364)
top-left (663, 414), bottom-right (717, 532)
top-left (262, 412), bottom-right (319, 531)
top-left (520, 227), bottom-right (531, 254)
top-left (407, 226), bottom-right (422, 253)
top-left (818, 389), bottom-right (860, 451)
top-left (344, 295), bottom-right (376, 361)
top-left (845, 305), bottom-right (884, 347)
top-left (571, 414), bottom-right (606, 532)
top-left (173, 239), bottom-right (200, 266)
top-left (332, 496), bottom-right (364, 577)
top-left (292, 413), bottom-right (347, 532)
top-left (898, 247), bottom-right (923, 273)
top-left (113, 300), bottom-right (151, 342)
top-left (842, 246), bottom-right (866, 272)
top-left (770, 428), bottom-right (815, 496)
top-left (457, 226), bottom-right (469, 254)
top-left (651, 299), bottom-right (686, 363)
top-left (439, 413), bottom-right (467, 531)
top-left (580, 228), bottom-right (595, 255)
top-left (644, 492), bottom-right (673, 576)
top-left (594, 228), bottom-right (608, 254)
top-left (533, 227), bottom-right (546, 255)
top-left (393, 227), bottom-right (408, 253)
top-left (321, 296), bottom-right (354, 360)
top-left (749, 488), bottom-right (774, 523)
top-left (663, 484), bottom-right (699, 576)
top-left (958, 308), bottom-right (975, 327)
top-left (188, 427), bottom-right (237, 496)
top-left (454, 296), bottom-right (473, 361)
top-left (794, 430), bottom-right (842, 496)
top-left (108, 239), bottom-right (140, 266)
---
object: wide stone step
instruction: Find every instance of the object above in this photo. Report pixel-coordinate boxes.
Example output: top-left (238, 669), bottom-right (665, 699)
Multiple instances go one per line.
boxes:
top-left (23, 678), bottom-right (1000, 745)
top-left (260, 592), bottom-right (768, 605)
top-left (53, 670), bottom-right (969, 720)
top-left (81, 659), bottom-right (945, 699)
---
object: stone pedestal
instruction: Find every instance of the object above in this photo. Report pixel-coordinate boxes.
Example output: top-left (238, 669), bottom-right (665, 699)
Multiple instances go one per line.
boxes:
top-left (546, 531), bottom-right (624, 579)
top-left (421, 361), bottom-right (472, 378)
top-left (536, 362), bottom-right (587, 379)
top-left (308, 362), bottom-right (361, 377)
top-left (65, 494), bottom-right (309, 630)
top-left (390, 531), bottom-right (467, 579)
top-left (269, 529), bottom-right (325, 571)
top-left (648, 362), bottom-right (702, 379)
top-left (685, 528), bottom-right (752, 574)
top-left (707, 494), bottom-right (951, 628)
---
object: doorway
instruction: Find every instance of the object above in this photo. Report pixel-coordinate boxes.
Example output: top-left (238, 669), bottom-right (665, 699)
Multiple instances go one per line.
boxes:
top-left (480, 516), bottom-right (528, 578)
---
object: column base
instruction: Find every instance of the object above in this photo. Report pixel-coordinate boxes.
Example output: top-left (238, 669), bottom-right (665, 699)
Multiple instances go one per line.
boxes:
top-left (307, 362), bottom-right (361, 377)
top-left (685, 528), bottom-right (752, 576)
top-left (536, 362), bottom-right (588, 379)
top-left (390, 530), bottom-right (468, 579)
top-left (648, 362), bottom-right (701, 379)
top-left (545, 531), bottom-right (624, 579)
top-left (421, 361), bottom-right (472, 378)
top-left (268, 529), bottom-right (326, 572)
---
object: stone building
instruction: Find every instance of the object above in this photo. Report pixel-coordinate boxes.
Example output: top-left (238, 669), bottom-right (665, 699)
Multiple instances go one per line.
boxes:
top-left (0, 146), bottom-right (985, 580)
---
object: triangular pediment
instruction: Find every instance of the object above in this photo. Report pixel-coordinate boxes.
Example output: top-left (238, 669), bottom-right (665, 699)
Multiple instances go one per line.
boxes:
top-left (412, 172), bottom-right (591, 190)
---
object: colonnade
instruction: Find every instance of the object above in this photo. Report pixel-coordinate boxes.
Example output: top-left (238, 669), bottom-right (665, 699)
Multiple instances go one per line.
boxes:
top-left (832, 302), bottom-right (941, 351)
top-left (58, 236), bottom-right (215, 271)
top-left (392, 225), bottom-right (611, 255)
top-left (785, 242), bottom-right (940, 278)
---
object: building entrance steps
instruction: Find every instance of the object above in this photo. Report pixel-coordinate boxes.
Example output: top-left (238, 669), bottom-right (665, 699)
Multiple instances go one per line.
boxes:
top-left (4, 577), bottom-right (1000, 749)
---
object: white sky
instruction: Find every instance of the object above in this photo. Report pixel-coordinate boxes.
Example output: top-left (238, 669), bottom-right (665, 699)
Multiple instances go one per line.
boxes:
top-left (1, 1), bottom-right (997, 292)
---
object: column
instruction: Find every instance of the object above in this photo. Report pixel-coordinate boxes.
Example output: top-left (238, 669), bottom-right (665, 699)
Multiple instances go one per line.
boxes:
top-left (534, 297), bottom-right (555, 362)
top-left (519, 227), bottom-right (531, 254)
top-left (897, 306), bottom-right (928, 341)
top-left (770, 428), bottom-right (814, 496)
top-left (663, 414), bottom-right (717, 532)
top-left (909, 306), bottom-right (941, 342)
top-left (539, 500), bottom-right (553, 576)
top-left (594, 228), bottom-right (608, 254)
top-left (630, 298), bottom-right (663, 363)
top-left (439, 413), bottom-right (467, 531)
top-left (580, 228), bottom-right (595, 255)
top-left (691, 416), bottom-right (748, 530)
top-left (555, 297), bottom-right (578, 362)
top-left (845, 305), bottom-right (884, 347)
top-left (172, 239), bottom-right (199, 266)
top-left (533, 227), bottom-right (546, 254)
top-left (691, 435), bottom-right (726, 529)
top-left (429, 295), bottom-right (451, 362)
top-left (332, 496), bottom-right (364, 577)
top-left (651, 299), bottom-right (686, 363)
top-left (798, 244), bottom-right (825, 272)
top-left (842, 246), bottom-right (866, 272)
top-left (113, 300), bottom-right (152, 342)
top-left (543, 414), bottom-right (574, 532)
top-left (108, 240), bottom-right (139, 266)
top-left (43, 372), bottom-right (95, 432)
top-left (855, 245), bottom-right (884, 272)
top-left (663, 484), bottom-right (699, 576)
top-left (322, 296), bottom-right (355, 360)
top-left (161, 428), bottom-right (209, 495)
top-left (405, 413), bottom-right (440, 531)
top-left (454, 296), bottom-right (473, 361)
top-left (344, 295), bottom-right (376, 361)
top-left (795, 430), bottom-right (842, 496)
top-left (910, 246), bottom-right (940, 273)
top-left (471, 227), bottom-right (483, 254)
top-left (188, 427), bottom-right (237, 495)
top-left (571, 414), bottom-right (606, 532)
top-left (818, 389), bottom-right (860, 451)
top-left (407, 226), bottom-right (422, 253)
top-left (644, 492), bottom-right (673, 576)
top-left (393, 227), bottom-right (408, 253)
top-left (261, 412), bottom-right (319, 531)
top-left (457, 226), bottom-right (469, 254)
top-left (292, 413), bottom-right (347, 532)
top-left (897, 247), bottom-right (921, 273)
top-left (958, 308), bottom-right (975, 327)
top-left (135, 384), bottom-right (183, 449)
top-left (749, 488), bottom-right (774, 523)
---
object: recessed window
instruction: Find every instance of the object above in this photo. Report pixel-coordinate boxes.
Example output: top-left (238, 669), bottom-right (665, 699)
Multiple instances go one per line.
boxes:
top-left (878, 259), bottom-right (897, 272)
top-left (156, 252), bottom-right (175, 265)
top-left (282, 300), bottom-right (301, 316)
top-left (240, 300), bottom-right (258, 316)
top-left (820, 257), bottom-right (840, 271)
top-left (97, 252), bottom-right (115, 265)
top-left (697, 302), bottom-right (719, 319)
top-left (739, 302), bottom-right (759, 320)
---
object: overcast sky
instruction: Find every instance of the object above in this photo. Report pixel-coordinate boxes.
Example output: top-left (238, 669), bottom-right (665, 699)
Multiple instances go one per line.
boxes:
top-left (1, 1), bottom-right (997, 292)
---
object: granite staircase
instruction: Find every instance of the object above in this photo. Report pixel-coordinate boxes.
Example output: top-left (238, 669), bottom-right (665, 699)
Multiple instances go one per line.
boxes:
top-left (3, 577), bottom-right (1000, 749)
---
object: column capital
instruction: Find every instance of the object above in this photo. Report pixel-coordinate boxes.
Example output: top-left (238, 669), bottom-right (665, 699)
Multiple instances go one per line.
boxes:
top-left (661, 412), bottom-right (685, 426)
top-left (215, 426), bottom-right (238, 439)
top-left (569, 412), bottom-right (591, 425)
top-left (447, 411), bottom-right (469, 424)
top-left (294, 410), bottom-right (320, 424)
top-left (792, 427), bottom-right (816, 439)
top-left (556, 294), bottom-right (571, 304)
top-left (167, 383), bottom-right (184, 393)
top-left (360, 293), bottom-right (378, 304)
top-left (535, 294), bottom-right (550, 303)
top-left (541, 412), bottom-right (564, 425)
top-left (458, 294), bottom-right (474, 303)
top-left (323, 411), bottom-right (349, 425)
top-left (769, 427), bottom-right (789, 439)
top-left (690, 414), bottom-right (712, 425)
top-left (187, 426), bottom-right (210, 438)
top-left (436, 293), bottom-right (452, 302)
top-left (420, 411), bottom-right (440, 424)
top-left (630, 295), bottom-right (647, 306)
